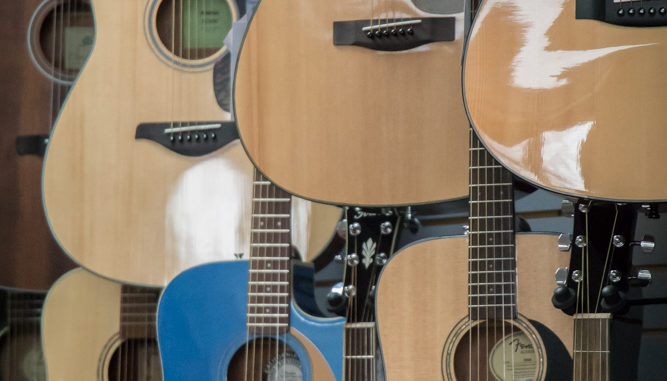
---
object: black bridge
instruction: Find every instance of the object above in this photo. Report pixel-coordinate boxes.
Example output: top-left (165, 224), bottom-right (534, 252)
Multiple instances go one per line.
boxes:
top-left (135, 121), bottom-right (239, 157)
top-left (333, 17), bottom-right (455, 51)
top-left (577, 0), bottom-right (667, 26)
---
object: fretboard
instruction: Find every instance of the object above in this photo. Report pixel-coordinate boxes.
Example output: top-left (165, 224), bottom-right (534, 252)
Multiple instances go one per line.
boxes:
top-left (468, 129), bottom-right (517, 320)
top-left (344, 322), bottom-right (376, 381)
top-left (573, 313), bottom-right (611, 381)
top-left (7, 292), bottom-right (45, 325)
top-left (119, 285), bottom-right (161, 339)
top-left (247, 170), bottom-right (292, 335)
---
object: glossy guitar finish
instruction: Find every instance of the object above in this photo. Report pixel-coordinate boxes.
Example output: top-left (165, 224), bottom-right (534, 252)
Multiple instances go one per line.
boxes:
top-left (376, 234), bottom-right (573, 380)
top-left (42, 268), bottom-right (162, 380)
top-left (235, 0), bottom-right (469, 206)
top-left (464, 0), bottom-right (667, 201)
top-left (0, 0), bottom-right (78, 289)
top-left (157, 260), bottom-right (345, 380)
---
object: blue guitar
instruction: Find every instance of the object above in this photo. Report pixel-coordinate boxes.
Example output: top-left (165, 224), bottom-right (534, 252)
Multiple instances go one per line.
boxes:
top-left (157, 170), bottom-right (344, 380)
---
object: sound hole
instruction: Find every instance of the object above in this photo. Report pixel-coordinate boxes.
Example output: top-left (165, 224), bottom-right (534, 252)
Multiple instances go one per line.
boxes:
top-left (0, 331), bottom-right (45, 381)
top-left (28, 0), bottom-right (94, 83)
top-left (227, 338), bottom-right (303, 381)
top-left (155, 0), bottom-right (234, 61)
top-left (452, 320), bottom-right (538, 381)
top-left (107, 339), bottom-right (162, 381)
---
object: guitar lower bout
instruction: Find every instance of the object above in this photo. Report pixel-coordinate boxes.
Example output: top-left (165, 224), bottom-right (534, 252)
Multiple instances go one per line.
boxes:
top-left (441, 315), bottom-right (547, 381)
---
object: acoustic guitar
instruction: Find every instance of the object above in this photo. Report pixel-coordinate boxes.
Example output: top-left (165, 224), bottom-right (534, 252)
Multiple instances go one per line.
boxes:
top-left (375, 129), bottom-right (573, 380)
top-left (464, 0), bottom-right (667, 201)
top-left (324, 206), bottom-right (401, 380)
top-left (41, 268), bottom-right (163, 381)
top-left (552, 202), bottom-right (649, 380)
top-left (0, 0), bottom-right (87, 289)
top-left (157, 170), bottom-right (344, 380)
top-left (234, 0), bottom-right (469, 206)
top-left (42, 0), bottom-right (340, 286)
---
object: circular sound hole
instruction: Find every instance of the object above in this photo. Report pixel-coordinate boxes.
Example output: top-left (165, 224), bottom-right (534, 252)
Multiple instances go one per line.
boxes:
top-left (155, 0), bottom-right (234, 62)
top-left (227, 338), bottom-right (302, 381)
top-left (107, 339), bottom-right (162, 381)
top-left (29, 0), bottom-right (94, 83)
top-left (452, 320), bottom-right (538, 381)
top-left (0, 331), bottom-right (45, 381)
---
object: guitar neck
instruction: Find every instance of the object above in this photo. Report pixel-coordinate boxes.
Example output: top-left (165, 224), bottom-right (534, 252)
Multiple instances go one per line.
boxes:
top-left (247, 170), bottom-right (293, 335)
top-left (344, 322), bottom-right (376, 380)
top-left (468, 129), bottom-right (517, 320)
top-left (120, 285), bottom-right (160, 339)
top-left (573, 313), bottom-right (611, 381)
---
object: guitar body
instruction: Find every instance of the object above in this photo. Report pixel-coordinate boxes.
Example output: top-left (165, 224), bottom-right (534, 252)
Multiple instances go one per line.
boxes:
top-left (157, 260), bottom-right (345, 380)
top-left (376, 234), bottom-right (573, 380)
top-left (0, 0), bottom-right (79, 289)
top-left (42, 0), bottom-right (257, 286)
top-left (464, 0), bottom-right (667, 200)
top-left (42, 268), bottom-right (162, 380)
top-left (235, 0), bottom-right (469, 205)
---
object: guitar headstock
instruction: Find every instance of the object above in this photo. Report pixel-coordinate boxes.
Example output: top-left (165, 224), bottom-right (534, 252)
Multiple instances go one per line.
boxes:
top-left (552, 201), bottom-right (652, 316)
top-left (327, 207), bottom-right (401, 324)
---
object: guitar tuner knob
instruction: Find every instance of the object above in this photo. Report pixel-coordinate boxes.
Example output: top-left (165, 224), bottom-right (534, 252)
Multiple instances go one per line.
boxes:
top-left (333, 253), bottom-right (344, 264)
top-left (630, 235), bottom-right (655, 253)
top-left (555, 267), bottom-right (569, 286)
top-left (557, 233), bottom-right (572, 252)
top-left (629, 269), bottom-right (652, 287)
top-left (326, 282), bottom-right (346, 314)
top-left (649, 7), bottom-right (656, 15)
top-left (336, 219), bottom-right (347, 238)
top-left (561, 200), bottom-right (575, 216)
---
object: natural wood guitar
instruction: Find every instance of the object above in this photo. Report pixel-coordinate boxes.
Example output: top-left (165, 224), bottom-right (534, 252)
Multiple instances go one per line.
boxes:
top-left (41, 268), bottom-right (163, 380)
top-left (42, 0), bottom-right (340, 286)
top-left (234, 0), bottom-right (469, 205)
top-left (376, 130), bottom-right (573, 380)
top-left (464, 0), bottom-right (667, 201)
top-left (0, 0), bottom-right (86, 289)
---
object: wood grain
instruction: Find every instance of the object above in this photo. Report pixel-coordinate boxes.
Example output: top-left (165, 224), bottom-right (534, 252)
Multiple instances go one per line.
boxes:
top-left (464, 0), bottom-right (667, 201)
top-left (235, 0), bottom-right (469, 206)
top-left (42, 268), bottom-right (121, 381)
top-left (42, 0), bottom-right (340, 286)
top-left (376, 234), bottom-right (573, 380)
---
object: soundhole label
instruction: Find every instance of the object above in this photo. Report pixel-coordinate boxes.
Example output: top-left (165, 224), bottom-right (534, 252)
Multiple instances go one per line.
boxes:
top-left (489, 331), bottom-right (536, 381)
top-left (28, 0), bottom-right (94, 84)
top-left (148, 0), bottom-right (238, 70)
top-left (264, 352), bottom-right (302, 381)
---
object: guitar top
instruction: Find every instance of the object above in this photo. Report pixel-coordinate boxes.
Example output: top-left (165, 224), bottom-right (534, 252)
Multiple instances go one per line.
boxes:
top-left (464, 0), bottom-right (667, 201)
top-left (42, 0), bottom-right (341, 286)
top-left (0, 0), bottom-right (82, 290)
top-left (235, 0), bottom-right (469, 206)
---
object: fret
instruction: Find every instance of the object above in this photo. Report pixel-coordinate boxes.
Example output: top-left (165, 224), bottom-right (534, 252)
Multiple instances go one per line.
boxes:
top-left (469, 281), bottom-right (516, 286)
top-left (469, 244), bottom-right (514, 248)
top-left (469, 215), bottom-right (513, 219)
top-left (469, 199), bottom-right (513, 203)
top-left (573, 313), bottom-right (611, 381)
top-left (469, 270), bottom-right (515, 274)
top-left (248, 169), bottom-right (292, 335)
top-left (344, 322), bottom-right (376, 380)
top-left (469, 183), bottom-right (512, 187)
top-left (247, 322), bottom-right (288, 327)
top-left (469, 230), bottom-right (513, 234)
top-left (469, 165), bottom-right (503, 169)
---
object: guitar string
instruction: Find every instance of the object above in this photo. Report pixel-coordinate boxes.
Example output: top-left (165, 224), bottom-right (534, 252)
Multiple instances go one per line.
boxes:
top-left (342, 207), bottom-right (350, 381)
top-left (467, 127), bottom-right (472, 381)
top-left (243, 171), bottom-right (255, 381)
